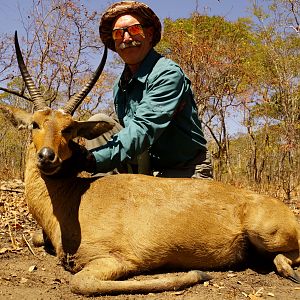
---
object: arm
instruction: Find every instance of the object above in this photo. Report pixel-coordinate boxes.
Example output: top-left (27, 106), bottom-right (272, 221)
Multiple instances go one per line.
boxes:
top-left (92, 66), bottom-right (188, 173)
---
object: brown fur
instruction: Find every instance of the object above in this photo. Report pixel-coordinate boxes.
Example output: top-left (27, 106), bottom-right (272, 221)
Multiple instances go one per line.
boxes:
top-left (1, 104), bottom-right (300, 296)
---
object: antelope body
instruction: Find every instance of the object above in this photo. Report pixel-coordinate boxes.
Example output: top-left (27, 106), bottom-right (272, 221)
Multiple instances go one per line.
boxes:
top-left (1, 32), bottom-right (300, 296)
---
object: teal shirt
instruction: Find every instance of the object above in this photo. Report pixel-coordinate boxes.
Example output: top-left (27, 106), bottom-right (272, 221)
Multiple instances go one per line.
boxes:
top-left (92, 49), bottom-right (207, 172)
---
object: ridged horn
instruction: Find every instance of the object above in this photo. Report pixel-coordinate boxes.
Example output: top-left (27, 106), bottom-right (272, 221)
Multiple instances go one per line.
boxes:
top-left (14, 31), bottom-right (47, 110)
top-left (63, 46), bottom-right (108, 115)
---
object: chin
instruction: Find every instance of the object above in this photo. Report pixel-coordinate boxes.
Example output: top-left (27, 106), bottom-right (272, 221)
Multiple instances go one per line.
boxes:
top-left (122, 57), bottom-right (143, 65)
top-left (119, 48), bottom-right (149, 65)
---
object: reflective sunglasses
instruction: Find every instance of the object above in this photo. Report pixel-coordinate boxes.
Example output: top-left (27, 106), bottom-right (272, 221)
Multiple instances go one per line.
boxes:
top-left (112, 24), bottom-right (145, 40)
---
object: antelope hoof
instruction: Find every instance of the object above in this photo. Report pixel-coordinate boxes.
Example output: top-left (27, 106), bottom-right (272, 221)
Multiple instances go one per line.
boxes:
top-left (288, 271), bottom-right (300, 284)
top-left (31, 230), bottom-right (55, 254)
top-left (193, 270), bottom-right (213, 282)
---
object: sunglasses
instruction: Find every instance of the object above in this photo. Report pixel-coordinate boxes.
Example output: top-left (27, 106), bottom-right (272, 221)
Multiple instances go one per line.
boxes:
top-left (112, 24), bottom-right (145, 40)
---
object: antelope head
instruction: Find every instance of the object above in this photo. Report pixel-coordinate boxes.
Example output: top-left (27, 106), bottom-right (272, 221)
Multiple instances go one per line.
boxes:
top-left (0, 32), bottom-right (114, 175)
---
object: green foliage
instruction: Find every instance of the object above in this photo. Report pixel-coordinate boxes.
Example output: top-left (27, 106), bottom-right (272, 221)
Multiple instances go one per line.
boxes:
top-left (159, 7), bottom-right (299, 199)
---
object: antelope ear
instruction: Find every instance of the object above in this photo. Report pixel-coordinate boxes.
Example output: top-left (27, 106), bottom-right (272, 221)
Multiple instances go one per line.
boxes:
top-left (75, 120), bottom-right (115, 140)
top-left (0, 104), bottom-right (32, 129)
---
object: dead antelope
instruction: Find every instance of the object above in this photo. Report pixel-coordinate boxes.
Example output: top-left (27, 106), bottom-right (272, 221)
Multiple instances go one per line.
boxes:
top-left (1, 32), bottom-right (300, 296)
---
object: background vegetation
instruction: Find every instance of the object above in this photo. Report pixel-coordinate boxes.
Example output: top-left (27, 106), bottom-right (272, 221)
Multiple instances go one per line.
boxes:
top-left (0, 0), bottom-right (299, 201)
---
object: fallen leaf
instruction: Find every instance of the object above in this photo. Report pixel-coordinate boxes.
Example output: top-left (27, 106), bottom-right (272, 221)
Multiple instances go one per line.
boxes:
top-left (203, 281), bottom-right (210, 287)
top-left (254, 287), bottom-right (264, 296)
top-left (28, 265), bottom-right (37, 272)
top-left (171, 290), bottom-right (186, 295)
top-left (0, 247), bottom-right (9, 254)
top-left (52, 278), bottom-right (62, 284)
top-left (2, 277), bottom-right (11, 282)
top-left (249, 294), bottom-right (261, 300)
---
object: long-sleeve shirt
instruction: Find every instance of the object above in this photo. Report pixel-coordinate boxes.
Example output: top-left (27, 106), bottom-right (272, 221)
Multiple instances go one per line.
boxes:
top-left (92, 49), bottom-right (207, 173)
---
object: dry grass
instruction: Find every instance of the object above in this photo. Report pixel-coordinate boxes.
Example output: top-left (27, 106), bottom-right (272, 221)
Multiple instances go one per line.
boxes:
top-left (0, 180), bottom-right (37, 255)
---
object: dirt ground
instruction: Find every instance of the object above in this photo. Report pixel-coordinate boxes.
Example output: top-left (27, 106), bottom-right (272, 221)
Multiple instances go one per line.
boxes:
top-left (1, 179), bottom-right (300, 300)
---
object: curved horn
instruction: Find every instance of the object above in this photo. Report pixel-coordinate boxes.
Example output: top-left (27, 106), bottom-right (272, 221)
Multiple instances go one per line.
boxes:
top-left (14, 31), bottom-right (47, 110)
top-left (63, 46), bottom-right (108, 115)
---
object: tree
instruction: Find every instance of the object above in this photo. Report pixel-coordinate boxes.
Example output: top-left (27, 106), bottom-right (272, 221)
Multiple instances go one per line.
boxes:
top-left (0, 0), bottom-right (116, 179)
top-left (159, 3), bottom-right (299, 199)
top-left (243, 0), bottom-right (300, 199)
top-left (0, 0), bottom-right (115, 117)
top-left (158, 13), bottom-right (256, 181)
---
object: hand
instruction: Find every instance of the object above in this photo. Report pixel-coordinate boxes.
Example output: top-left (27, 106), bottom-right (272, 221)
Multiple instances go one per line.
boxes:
top-left (68, 141), bottom-right (97, 174)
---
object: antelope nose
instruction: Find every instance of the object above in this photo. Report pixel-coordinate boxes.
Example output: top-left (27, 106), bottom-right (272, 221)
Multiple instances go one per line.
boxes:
top-left (38, 147), bottom-right (56, 163)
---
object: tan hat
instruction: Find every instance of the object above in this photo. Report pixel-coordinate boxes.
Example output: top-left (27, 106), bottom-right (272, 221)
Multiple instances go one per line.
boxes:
top-left (99, 1), bottom-right (162, 52)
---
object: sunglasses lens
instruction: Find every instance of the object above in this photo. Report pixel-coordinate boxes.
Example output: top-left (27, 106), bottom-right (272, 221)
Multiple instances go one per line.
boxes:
top-left (112, 29), bottom-right (124, 40)
top-left (128, 24), bottom-right (143, 36)
top-left (112, 24), bottom-right (144, 40)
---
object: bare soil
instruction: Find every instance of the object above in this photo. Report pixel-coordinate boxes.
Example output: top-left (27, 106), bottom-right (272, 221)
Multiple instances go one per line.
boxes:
top-left (1, 179), bottom-right (300, 300)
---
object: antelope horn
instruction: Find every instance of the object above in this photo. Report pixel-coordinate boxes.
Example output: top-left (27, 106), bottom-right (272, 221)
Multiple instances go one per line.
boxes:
top-left (14, 31), bottom-right (47, 110)
top-left (63, 46), bottom-right (108, 115)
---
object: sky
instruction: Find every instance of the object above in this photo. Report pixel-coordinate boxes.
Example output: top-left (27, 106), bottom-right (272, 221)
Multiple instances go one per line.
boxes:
top-left (0, 0), bottom-right (256, 36)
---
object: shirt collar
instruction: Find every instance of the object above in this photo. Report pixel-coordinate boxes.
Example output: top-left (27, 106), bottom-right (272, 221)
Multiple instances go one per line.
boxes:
top-left (122, 49), bottom-right (162, 84)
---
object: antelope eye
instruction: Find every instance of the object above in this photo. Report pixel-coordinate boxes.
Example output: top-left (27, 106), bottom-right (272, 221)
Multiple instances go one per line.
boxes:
top-left (32, 121), bottom-right (40, 129)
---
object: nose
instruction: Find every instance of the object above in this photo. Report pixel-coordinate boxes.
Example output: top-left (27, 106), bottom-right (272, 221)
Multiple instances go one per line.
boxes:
top-left (38, 147), bottom-right (56, 164)
top-left (123, 31), bottom-right (132, 42)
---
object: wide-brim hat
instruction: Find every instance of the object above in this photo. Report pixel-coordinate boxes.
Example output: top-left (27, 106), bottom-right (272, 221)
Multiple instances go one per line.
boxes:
top-left (99, 1), bottom-right (162, 52)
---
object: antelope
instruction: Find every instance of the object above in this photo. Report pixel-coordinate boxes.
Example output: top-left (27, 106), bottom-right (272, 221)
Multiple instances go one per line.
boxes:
top-left (1, 32), bottom-right (300, 296)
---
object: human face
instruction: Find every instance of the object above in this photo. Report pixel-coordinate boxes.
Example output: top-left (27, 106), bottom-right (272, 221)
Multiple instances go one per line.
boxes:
top-left (113, 14), bottom-right (153, 71)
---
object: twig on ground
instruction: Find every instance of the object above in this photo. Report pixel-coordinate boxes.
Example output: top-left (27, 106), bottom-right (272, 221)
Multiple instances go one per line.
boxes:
top-left (22, 233), bottom-right (36, 256)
